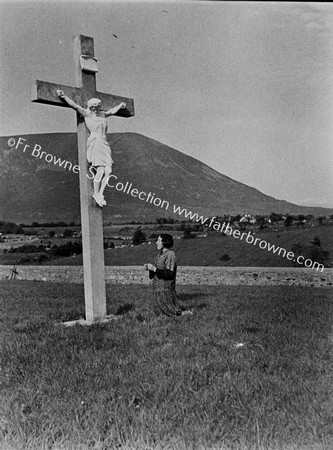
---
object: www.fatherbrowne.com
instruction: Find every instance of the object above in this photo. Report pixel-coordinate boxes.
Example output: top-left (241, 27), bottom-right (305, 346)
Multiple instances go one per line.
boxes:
top-left (172, 206), bottom-right (324, 273)
top-left (10, 136), bottom-right (324, 272)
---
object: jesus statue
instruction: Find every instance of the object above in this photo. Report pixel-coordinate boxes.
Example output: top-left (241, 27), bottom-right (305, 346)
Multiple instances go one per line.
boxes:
top-left (57, 89), bottom-right (126, 207)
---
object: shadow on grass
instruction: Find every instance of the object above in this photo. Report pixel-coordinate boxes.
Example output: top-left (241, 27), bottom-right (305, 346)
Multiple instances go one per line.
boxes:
top-left (177, 291), bottom-right (211, 302)
top-left (115, 303), bottom-right (135, 315)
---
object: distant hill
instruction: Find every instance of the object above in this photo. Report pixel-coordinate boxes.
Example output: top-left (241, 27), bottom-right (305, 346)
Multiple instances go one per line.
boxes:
top-left (0, 132), bottom-right (332, 223)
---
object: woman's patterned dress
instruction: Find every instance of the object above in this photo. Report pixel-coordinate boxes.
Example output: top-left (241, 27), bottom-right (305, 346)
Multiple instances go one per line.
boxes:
top-left (149, 249), bottom-right (181, 317)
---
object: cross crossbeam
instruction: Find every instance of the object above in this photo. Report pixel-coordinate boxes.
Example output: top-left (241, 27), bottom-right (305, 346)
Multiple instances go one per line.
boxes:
top-left (32, 80), bottom-right (134, 117)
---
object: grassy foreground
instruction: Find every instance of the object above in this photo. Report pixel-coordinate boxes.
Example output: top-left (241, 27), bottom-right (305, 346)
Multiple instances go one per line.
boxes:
top-left (0, 281), bottom-right (332, 450)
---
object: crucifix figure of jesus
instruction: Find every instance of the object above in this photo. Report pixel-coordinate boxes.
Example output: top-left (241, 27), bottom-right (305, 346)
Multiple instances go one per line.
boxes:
top-left (32, 35), bottom-right (134, 324)
top-left (56, 90), bottom-right (126, 208)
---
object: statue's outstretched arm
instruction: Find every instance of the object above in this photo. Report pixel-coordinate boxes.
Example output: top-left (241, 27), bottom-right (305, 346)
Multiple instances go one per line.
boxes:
top-left (105, 102), bottom-right (126, 117)
top-left (57, 90), bottom-right (88, 117)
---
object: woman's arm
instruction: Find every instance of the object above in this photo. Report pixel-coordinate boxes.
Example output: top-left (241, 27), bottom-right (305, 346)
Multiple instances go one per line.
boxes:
top-left (156, 252), bottom-right (177, 280)
top-left (144, 263), bottom-right (176, 280)
top-left (144, 252), bottom-right (177, 280)
top-left (57, 90), bottom-right (88, 117)
top-left (155, 268), bottom-right (176, 280)
top-left (105, 102), bottom-right (126, 117)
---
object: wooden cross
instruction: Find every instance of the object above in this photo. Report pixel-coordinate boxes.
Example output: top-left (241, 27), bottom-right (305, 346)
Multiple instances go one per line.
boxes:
top-left (32, 35), bottom-right (134, 325)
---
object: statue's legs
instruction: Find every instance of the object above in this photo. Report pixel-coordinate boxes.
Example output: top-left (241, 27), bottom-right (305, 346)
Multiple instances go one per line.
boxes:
top-left (99, 165), bottom-right (112, 201)
top-left (93, 167), bottom-right (105, 207)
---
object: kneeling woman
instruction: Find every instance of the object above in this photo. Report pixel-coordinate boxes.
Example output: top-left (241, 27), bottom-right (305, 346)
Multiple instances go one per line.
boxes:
top-left (144, 234), bottom-right (182, 317)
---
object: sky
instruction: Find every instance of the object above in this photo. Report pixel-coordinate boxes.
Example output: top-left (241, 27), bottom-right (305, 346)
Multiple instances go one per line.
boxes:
top-left (1, 0), bottom-right (333, 208)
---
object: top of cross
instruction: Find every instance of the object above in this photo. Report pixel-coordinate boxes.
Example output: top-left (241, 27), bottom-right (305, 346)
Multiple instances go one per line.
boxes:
top-left (32, 35), bottom-right (134, 118)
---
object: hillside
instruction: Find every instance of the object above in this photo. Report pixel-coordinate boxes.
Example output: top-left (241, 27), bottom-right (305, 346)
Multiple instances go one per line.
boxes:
top-left (37, 224), bottom-right (331, 268)
top-left (0, 132), bottom-right (331, 223)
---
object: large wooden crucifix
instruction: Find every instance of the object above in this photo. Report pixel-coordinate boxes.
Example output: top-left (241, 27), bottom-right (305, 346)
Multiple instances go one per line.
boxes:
top-left (32, 35), bottom-right (134, 325)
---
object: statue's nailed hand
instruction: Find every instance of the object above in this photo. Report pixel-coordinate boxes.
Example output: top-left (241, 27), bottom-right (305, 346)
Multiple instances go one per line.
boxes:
top-left (121, 102), bottom-right (126, 109)
top-left (57, 90), bottom-right (65, 98)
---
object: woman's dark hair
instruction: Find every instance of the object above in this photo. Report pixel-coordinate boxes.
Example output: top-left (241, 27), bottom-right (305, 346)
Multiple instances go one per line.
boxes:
top-left (159, 233), bottom-right (174, 249)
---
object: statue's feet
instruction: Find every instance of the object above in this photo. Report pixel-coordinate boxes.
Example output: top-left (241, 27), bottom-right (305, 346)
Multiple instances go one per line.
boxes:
top-left (92, 193), bottom-right (104, 207)
top-left (102, 196), bottom-right (107, 206)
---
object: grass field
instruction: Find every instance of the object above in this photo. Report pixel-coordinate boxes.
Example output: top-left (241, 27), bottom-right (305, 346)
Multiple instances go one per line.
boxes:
top-left (0, 281), bottom-right (332, 449)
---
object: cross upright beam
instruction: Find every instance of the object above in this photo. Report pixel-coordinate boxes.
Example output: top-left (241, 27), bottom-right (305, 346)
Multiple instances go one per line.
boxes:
top-left (32, 35), bottom-right (134, 324)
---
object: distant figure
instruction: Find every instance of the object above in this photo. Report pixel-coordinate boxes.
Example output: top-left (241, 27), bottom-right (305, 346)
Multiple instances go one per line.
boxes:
top-left (145, 234), bottom-right (186, 317)
top-left (57, 90), bottom-right (126, 207)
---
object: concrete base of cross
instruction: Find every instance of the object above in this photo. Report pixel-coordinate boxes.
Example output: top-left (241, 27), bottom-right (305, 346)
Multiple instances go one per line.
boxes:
top-left (60, 315), bottom-right (119, 327)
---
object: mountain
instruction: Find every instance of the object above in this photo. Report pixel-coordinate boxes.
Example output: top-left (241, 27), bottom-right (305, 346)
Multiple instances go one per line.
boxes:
top-left (298, 199), bottom-right (333, 209)
top-left (0, 132), bottom-right (332, 224)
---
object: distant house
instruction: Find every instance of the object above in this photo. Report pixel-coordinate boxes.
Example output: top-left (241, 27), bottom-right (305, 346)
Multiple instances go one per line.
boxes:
top-left (239, 214), bottom-right (256, 224)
